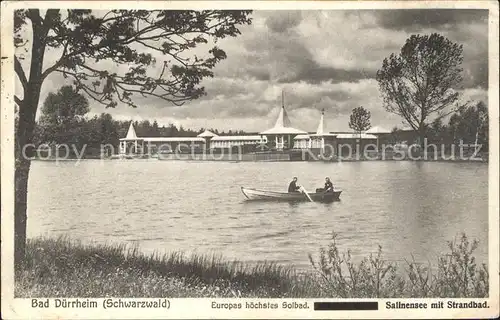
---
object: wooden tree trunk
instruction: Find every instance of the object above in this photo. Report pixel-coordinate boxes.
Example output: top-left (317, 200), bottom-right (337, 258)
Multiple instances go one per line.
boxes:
top-left (418, 124), bottom-right (426, 149)
top-left (15, 13), bottom-right (46, 270)
top-left (15, 85), bottom-right (41, 271)
top-left (15, 159), bottom-right (31, 271)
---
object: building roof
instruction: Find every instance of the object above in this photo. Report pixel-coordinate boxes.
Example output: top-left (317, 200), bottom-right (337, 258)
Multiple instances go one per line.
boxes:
top-left (197, 130), bottom-right (218, 138)
top-left (274, 105), bottom-right (292, 128)
top-left (366, 126), bottom-right (391, 134)
top-left (212, 135), bottom-right (263, 141)
top-left (120, 122), bottom-right (139, 140)
top-left (294, 134), bottom-right (310, 140)
top-left (316, 109), bottom-right (324, 135)
top-left (260, 106), bottom-right (307, 135)
top-left (142, 137), bottom-right (206, 142)
top-left (260, 126), bottom-right (307, 135)
top-left (336, 133), bottom-right (378, 139)
top-left (311, 133), bottom-right (337, 137)
top-left (294, 133), bottom-right (337, 140)
top-left (310, 109), bottom-right (338, 137)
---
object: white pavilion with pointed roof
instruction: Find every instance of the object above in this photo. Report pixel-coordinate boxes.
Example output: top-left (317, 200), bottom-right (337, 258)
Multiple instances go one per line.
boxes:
top-left (119, 122), bottom-right (144, 154)
top-left (124, 122), bottom-right (138, 139)
top-left (119, 122), bottom-right (266, 155)
top-left (117, 94), bottom-right (391, 158)
top-left (259, 105), bottom-right (306, 150)
top-left (293, 109), bottom-right (337, 152)
top-left (309, 109), bottom-right (336, 149)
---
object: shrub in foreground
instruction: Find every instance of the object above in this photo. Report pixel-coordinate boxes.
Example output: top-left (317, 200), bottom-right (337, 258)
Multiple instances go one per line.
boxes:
top-left (308, 232), bottom-right (488, 298)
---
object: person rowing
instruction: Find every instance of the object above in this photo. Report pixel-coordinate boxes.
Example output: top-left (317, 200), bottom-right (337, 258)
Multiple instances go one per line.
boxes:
top-left (288, 177), bottom-right (314, 202)
top-left (288, 177), bottom-right (301, 193)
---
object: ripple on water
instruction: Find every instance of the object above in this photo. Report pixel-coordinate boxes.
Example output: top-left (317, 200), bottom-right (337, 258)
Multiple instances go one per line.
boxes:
top-left (27, 160), bottom-right (489, 269)
top-left (253, 229), bottom-right (295, 241)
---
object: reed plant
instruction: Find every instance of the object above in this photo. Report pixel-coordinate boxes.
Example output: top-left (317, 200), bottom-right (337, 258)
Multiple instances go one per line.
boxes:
top-left (308, 232), bottom-right (488, 298)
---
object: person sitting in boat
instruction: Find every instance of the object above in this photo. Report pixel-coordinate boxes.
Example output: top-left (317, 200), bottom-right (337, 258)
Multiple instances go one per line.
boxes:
top-left (324, 177), bottom-right (334, 193)
top-left (317, 177), bottom-right (334, 193)
top-left (288, 177), bottom-right (301, 193)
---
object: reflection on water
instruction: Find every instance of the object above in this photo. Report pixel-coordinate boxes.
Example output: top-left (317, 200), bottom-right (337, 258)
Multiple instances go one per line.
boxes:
top-left (27, 160), bottom-right (488, 270)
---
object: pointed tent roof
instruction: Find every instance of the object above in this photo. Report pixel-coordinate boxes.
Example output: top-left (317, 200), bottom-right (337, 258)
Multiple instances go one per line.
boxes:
top-left (315, 109), bottom-right (324, 135)
top-left (309, 109), bottom-right (330, 137)
top-left (197, 130), bottom-right (218, 138)
top-left (274, 106), bottom-right (292, 128)
top-left (121, 121), bottom-right (139, 140)
top-left (260, 106), bottom-right (306, 135)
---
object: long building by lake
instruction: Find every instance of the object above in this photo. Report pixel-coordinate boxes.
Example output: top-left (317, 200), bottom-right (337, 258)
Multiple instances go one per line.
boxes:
top-left (119, 104), bottom-right (416, 159)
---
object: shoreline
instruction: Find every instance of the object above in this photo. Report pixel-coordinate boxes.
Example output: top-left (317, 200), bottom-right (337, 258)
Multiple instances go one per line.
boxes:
top-left (30, 154), bottom-right (489, 163)
top-left (16, 234), bottom-right (488, 298)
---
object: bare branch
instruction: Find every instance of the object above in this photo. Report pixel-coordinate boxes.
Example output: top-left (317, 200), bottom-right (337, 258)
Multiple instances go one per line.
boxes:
top-left (41, 41), bottom-right (69, 81)
top-left (54, 69), bottom-right (108, 104)
top-left (433, 101), bottom-right (470, 122)
top-left (15, 56), bottom-right (28, 91)
top-left (14, 95), bottom-right (23, 108)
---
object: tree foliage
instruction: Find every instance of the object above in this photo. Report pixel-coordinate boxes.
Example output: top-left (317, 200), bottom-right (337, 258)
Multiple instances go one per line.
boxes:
top-left (34, 85), bottom-right (256, 156)
top-left (13, 8), bottom-right (252, 269)
top-left (448, 101), bottom-right (488, 146)
top-left (15, 10), bottom-right (252, 109)
top-left (376, 33), bottom-right (465, 144)
top-left (348, 106), bottom-right (371, 135)
top-left (34, 115), bottom-right (257, 157)
top-left (389, 101), bottom-right (488, 151)
top-left (40, 85), bottom-right (89, 125)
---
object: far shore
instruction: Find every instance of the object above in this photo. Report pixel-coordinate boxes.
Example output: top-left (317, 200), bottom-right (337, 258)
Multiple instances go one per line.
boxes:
top-left (30, 151), bottom-right (489, 163)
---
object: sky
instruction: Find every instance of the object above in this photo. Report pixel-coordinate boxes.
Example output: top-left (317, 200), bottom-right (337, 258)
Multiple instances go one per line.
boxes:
top-left (18, 9), bottom-right (489, 133)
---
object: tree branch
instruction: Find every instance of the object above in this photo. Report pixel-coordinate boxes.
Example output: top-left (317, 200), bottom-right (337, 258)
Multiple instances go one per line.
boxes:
top-left (55, 69), bottom-right (109, 105)
top-left (41, 41), bottom-right (69, 81)
top-left (114, 81), bottom-right (189, 106)
top-left (25, 9), bottom-right (42, 26)
top-left (34, 10), bottom-right (250, 111)
top-left (14, 95), bottom-right (23, 108)
top-left (15, 56), bottom-right (28, 91)
top-left (433, 101), bottom-right (470, 123)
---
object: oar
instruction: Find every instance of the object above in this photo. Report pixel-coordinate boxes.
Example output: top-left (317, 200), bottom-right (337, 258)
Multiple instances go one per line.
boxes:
top-left (299, 186), bottom-right (314, 202)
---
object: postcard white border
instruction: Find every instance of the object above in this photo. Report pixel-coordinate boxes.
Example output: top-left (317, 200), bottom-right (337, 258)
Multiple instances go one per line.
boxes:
top-left (1, 1), bottom-right (499, 319)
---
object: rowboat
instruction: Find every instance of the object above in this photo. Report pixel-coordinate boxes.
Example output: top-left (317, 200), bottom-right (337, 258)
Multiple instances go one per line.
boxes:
top-left (241, 187), bottom-right (341, 202)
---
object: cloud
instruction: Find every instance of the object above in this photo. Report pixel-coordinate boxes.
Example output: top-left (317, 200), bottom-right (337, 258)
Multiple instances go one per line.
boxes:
top-left (265, 11), bottom-right (303, 33)
top-left (224, 11), bottom-right (378, 85)
top-left (444, 21), bottom-right (488, 89)
top-left (16, 9), bottom-right (488, 134)
top-left (372, 9), bottom-right (488, 32)
top-left (296, 11), bottom-right (409, 73)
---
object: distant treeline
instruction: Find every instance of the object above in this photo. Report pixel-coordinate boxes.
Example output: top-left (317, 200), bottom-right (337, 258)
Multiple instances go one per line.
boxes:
top-left (390, 101), bottom-right (488, 151)
top-left (28, 86), bottom-right (488, 157)
top-left (24, 86), bottom-right (252, 158)
top-left (32, 113), bottom-right (253, 157)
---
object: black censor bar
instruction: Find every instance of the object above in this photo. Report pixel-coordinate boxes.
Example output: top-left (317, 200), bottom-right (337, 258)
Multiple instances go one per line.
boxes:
top-left (314, 302), bottom-right (378, 311)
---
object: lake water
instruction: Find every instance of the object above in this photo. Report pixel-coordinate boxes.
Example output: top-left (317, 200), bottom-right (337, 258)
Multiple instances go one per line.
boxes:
top-left (27, 160), bottom-right (489, 270)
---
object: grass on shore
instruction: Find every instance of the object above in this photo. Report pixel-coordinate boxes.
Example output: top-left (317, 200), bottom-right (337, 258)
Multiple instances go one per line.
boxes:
top-left (15, 233), bottom-right (488, 298)
top-left (16, 236), bottom-right (317, 297)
